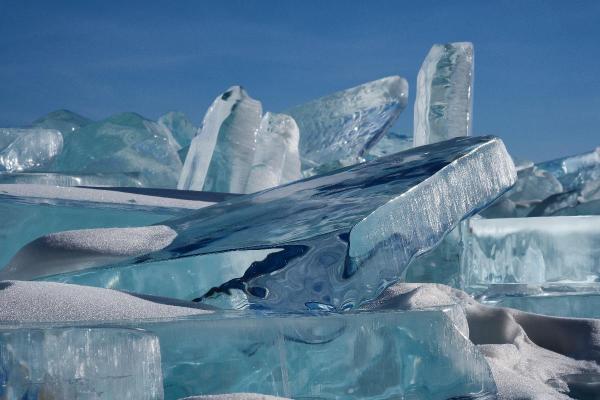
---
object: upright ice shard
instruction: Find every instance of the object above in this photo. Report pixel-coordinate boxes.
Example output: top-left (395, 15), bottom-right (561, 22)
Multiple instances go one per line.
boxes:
top-left (51, 112), bottom-right (182, 188)
top-left (31, 109), bottom-right (92, 138)
top-left (461, 216), bottom-right (600, 293)
top-left (178, 86), bottom-right (263, 192)
top-left (158, 111), bottom-right (197, 149)
top-left (36, 136), bottom-right (515, 310)
top-left (0, 327), bottom-right (164, 399)
top-left (0, 128), bottom-right (63, 172)
top-left (414, 42), bottom-right (474, 146)
top-left (245, 112), bottom-right (301, 193)
top-left (286, 76), bottom-right (408, 169)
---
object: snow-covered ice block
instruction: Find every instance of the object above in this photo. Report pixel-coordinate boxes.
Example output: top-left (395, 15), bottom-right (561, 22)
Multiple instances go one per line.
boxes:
top-left (0, 128), bottom-right (63, 172)
top-left (0, 184), bottom-right (219, 270)
top-left (178, 86), bottom-right (262, 193)
top-left (245, 112), bottom-right (301, 193)
top-left (286, 76), bottom-right (408, 169)
top-left (51, 112), bottom-right (182, 188)
top-left (461, 216), bottom-right (600, 291)
top-left (38, 136), bottom-right (515, 310)
top-left (0, 327), bottom-right (164, 400)
top-left (414, 42), bottom-right (474, 146)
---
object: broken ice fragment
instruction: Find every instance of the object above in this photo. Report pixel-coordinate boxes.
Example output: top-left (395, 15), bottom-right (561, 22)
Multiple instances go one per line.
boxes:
top-left (0, 128), bottom-right (63, 172)
top-left (178, 86), bottom-right (263, 192)
top-left (286, 76), bottom-right (408, 169)
top-left (537, 147), bottom-right (600, 191)
top-left (51, 112), bottom-right (182, 188)
top-left (158, 111), bottom-right (197, 149)
top-left (36, 136), bottom-right (515, 311)
top-left (365, 131), bottom-right (413, 159)
top-left (31, 109), bottom-right (92, 138)
top-left (245, 112), bottom-right (301, 193)
top-left (461, 216), bottom-right (600, 292)
top-left (0, 327), bottom-right (164, 400)
top-left (414, 42), bottom-right (474, 146)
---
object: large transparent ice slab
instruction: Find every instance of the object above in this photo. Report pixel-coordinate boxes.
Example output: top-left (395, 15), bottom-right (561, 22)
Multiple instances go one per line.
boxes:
top-left (461, 216), bottom-right (600, 292)
top-left (0, 327), bottom-right (164, 400)
top-left (178, 86), bottom-right (263, 192)
top-left (0, 128), bottom-right (63, 172)
top-left (0, 284), bottom-right (496, 400)
top-left (0, 184), bottom-right (218, 269)
top-left (414, 42), bottom-right (474, 146)
top-left (38, 136), bottom-right (515, 310)
top-left (158, 111), bottom-right (197, 149)
top-left (537, 147), bottom-right (600, 191)
top-left (245, 112), bottom-right (301, 193)
top-left (31, 109), bottom-right (92, 138)
top-left (50, 112), bottom-right (182, 188)
top-left (286, 76), bottom-right (408, 169)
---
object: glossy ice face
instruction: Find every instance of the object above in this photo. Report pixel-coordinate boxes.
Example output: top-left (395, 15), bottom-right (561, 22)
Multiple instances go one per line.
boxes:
top-left (40, 136), bottom-right (515, 311)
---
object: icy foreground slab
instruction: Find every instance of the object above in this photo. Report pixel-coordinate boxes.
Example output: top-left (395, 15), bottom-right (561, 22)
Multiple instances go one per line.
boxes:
top-left (414, 42), bottom-right (474, 146)
top-left (461, 216), bottom-right (600, 292)
top-left (0, 327), bottom-right (164, 400)
top-left (179, 86), bottom-right (263, 193)
top-left (286, 76), bottom-right (408, 169)
top-left (41, 136), bottom-right (515, 310)
top-left (244, 112), bottom-right (301, 193)
top-left (0, 128), bottom-right (63, 172)
top-left (51, 112), bottom-right (182, 188)
top-left (0, 185), bottom-right (219, 270)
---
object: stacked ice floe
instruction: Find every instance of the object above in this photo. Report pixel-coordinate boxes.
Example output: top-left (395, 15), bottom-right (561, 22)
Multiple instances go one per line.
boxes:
top-left (0, 42), bottom-right (599, 399)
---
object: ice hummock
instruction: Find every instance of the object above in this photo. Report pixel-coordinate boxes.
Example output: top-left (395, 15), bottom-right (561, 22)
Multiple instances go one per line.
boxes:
top-left (414, 42), bottom-right (474, 146)
top-left (178, 86), bottom-right (263, 193)
top-left (31, 109), bottom-right (92, 138)
top-left (0, 128), bottom-right (63, 172)
top-left (286, 76), bottom-right (408, 169)
top-left (33, 136), bottom-right (515, 311)
top-left (50, 112), bottom-right (182, 188)
top-left (158, 111), bottom-right (197, 149)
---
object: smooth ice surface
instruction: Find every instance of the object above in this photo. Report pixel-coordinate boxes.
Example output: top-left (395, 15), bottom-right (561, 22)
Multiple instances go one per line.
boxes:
top-left (31, 109), bottom-right (92, 138)
top-left (0, 184), bottom-right (216, 269)
top-left (0, 171), bottom-right (147, 186)
top-left (158, 111), bottom-right (197, 149)
top-left (414, 42), bottom-right (474, 146)
top-left (51, 112), bottom-right (182, 188)
top-left (40, 136), bottom-right (515, 310)
top-left (245, 112), bottom-right (301, 193)
top-left (286, 76), bottom-right (408, 169)
top-left (537, 147), bottom-right (600, 191)
top-left (461, 216), bottom-right (600, 291)
top-left (489, 292), bottom-right (600, 319)
top-left (0, 128), bottom-right (63, 172)
top-left (0, 327), bottom-right (164, 400)
top-left (178, 86), bottom-right (263, 192)
top-left (365, 131), bottom-right (413, 159)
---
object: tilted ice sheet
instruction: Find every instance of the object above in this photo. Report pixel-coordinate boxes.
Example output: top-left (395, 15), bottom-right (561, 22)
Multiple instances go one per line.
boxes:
top-left (0, 128), bottom-right (63, 172)
top-left (38, 136), bottom-right (515, 310)
top-left (414, 42), bottom-right (474, 146)
top-left (0, 327), bottom-right (164, 400)
top-left (0, 184), bottom-right (219, 269)
top-left (245, 112), bottom-right (301, 193)
top-left (50, 112), bottom-right (182, 188)
top-left (31, 109), bottom-right (92, 138)
top-left (460, 216), bottom-right (600, 291)
top-left (286, 76), bottom-right (408, 169)
top-left (178, 86), bottom-right (263, 192)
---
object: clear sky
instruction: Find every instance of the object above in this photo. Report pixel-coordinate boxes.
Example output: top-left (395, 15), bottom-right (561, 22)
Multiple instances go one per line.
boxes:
top-left (1, 0), bottom-right (599, 161)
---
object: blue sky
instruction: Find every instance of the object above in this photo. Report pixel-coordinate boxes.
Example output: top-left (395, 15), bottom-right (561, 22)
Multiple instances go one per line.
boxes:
top-left (1, 0), bottom-right (599, 161)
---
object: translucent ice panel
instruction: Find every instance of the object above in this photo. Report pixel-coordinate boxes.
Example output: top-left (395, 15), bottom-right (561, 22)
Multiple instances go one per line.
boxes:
top-left (0, 327), bottom-right (163, 399)
top-left (537, 147), bottom-right (600, 191)
top-left (40, 136), bottom-right (515, 310)
top-left (365, 131), bottom-right (413, 159)
top-left (178, 86), bottom-right (263, 192)
top-left (488, 292), bottom-right (600, 319)
top-left (245, 112), bottom-right (301, 193)
top-left (461, 216), bottom-right (600, 291)
top-left (286, 76), bottom-right (408, 169)
top-left (0, 128), bottom-right (63, 172)
top-left (414, 42), bottom-right (474, 146)
top-left (51, 112), bottom-right (182, 188)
